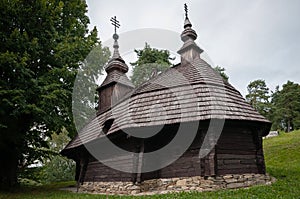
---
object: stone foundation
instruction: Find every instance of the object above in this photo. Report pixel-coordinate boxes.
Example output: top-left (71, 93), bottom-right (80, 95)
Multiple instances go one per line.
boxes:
top-left (79, 173), bottom-right (276, 195)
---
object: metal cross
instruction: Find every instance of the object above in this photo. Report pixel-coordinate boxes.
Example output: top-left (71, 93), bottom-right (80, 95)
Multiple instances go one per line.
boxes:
top-left (184, 3), bottom-right (188, 18)
top-left (110, 16), bottom-right (120, 34)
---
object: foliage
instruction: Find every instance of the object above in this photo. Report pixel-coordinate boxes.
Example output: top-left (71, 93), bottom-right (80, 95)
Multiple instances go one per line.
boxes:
top-left (246, 79), bottom-right (270, 118)
top-left (1, 130), bottom-right (300, 198)
top-left (72, 43), bottom-right (110, 131)
top-left (39, 129), bottom-right (75, 184)
top-left (130, 43), bottom-right (173, 86)
top-left (213, 66), bottom-right (229, 81)
top-left (17, 122), bottom-right (76, 185)
top-left (270, 81), bottom-right (300, 132)
top-left (0, 0), bottom-right (106, 188)
top-left (18, 127), bottom-right (75, 185)
top-left (18, 167), bottom-right (43, 186)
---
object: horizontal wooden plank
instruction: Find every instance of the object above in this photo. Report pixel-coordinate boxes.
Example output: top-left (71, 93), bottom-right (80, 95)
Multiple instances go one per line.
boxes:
top-left (217, 167), bottom-right (259, 175)
top-left (217, 154), bottom-right (256, 159)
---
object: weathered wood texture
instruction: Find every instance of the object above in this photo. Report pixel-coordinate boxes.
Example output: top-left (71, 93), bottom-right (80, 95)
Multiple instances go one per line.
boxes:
top-left (98, 85), bottom-right (113, 113)
top-left (99, 69), bottom-right (134, 89)
top-left (84, 157), bottom-right (133, 182)
top-left (216, 128), bottom-right (259, 175)
top-left (98, 83), bottom-right (133, 114)
top-left (159, 149), bottom-right (202, 179)
top-left (78, 123), bottom-right (265, 183)
top-left (201, 147), bottom-right (216, 177)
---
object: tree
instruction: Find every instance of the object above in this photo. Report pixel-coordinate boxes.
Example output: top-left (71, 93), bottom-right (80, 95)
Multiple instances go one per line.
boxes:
top-left (213, 66), bottom-right (229, 81)
top-left (270, 81), bottom-right (300, 132)
top-left (72, 33), bottom-right (110, 132)
top-left (130, 43), bottom-right (173, 86)
top-left (18, 129), bottom-right (75, 185)
top-left (0, 0), bottom-right (108, 188)
top-left (40, 129), bottom-right (75, 184)
top-left (246, 79), bottom-right (270, 117)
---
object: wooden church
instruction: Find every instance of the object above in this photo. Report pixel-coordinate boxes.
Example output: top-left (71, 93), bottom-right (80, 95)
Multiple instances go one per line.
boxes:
top-left (62, 5), bottom-right (271, 190)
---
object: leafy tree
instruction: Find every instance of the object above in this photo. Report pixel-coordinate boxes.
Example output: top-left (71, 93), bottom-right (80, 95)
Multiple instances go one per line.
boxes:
top-left (130, 43), bottom-right (173, 86)
top-left (39, 129), bottom-right (75, 184)
top-left (270, 81), bottom-right (300, 132)
top-left (0, 0), bottom-right (108, 188)
top-left (72, 35), bottom-right (110, 132)
top-left (246, 80), bottom-right (270, 117)
top-left (18, 129), bottom-right (75, 184)
top-left (213, 66), bottom-right (229, 81)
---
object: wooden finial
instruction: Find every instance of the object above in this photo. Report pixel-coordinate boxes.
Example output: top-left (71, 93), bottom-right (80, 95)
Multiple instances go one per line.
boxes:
top-left (110, 16), bottom-right (120, 34)
top-left (184, 3), bottom-right (188, 18)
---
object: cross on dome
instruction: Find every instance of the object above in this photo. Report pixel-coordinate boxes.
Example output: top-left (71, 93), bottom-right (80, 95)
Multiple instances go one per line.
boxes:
top-left (184, 3), bottom-right (188, 18)
top-left (104, 16), bottom-right (129, 74)
top-left (110, 16), bottom-right (120, 35)
top-left (178, 3), bottom-right (203, 64)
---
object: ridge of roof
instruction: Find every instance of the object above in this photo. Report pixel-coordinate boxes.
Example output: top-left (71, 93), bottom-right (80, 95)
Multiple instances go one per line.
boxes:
top-left (99, 69), bottom-right (134, 89)
top-left (63, 57), bottom-right (270, 151)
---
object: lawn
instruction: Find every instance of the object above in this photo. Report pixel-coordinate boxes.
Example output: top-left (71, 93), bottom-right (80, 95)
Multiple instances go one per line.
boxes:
top-left (1, 130), bottom-right (299, 199)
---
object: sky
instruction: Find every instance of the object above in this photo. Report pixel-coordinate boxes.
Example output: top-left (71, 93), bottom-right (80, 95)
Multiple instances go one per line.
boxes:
top-left (85, 0), bottom-right (300, 97)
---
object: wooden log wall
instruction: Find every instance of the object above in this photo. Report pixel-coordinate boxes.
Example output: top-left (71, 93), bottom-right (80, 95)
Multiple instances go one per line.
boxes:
top-left (81, 122), bottom-right (264, 183)
top-left (252, 130), bottom-right (266, 174)
top-left (216, 128), bottom-right (259, 175)
top-left (84, 155), bottom-right (133, 182)
top-left (99, 85), bottom-right (113, 113)
top-left (98, 83), bottom-right (133, 114)
top-left (158, 149), bottom-right (202, 179)
top-left (84, 135), bottom-right (136, 182)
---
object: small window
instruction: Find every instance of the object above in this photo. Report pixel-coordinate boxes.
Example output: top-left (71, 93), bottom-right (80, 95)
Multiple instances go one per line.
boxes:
top-left (102, 119), bottom-right (114, 134)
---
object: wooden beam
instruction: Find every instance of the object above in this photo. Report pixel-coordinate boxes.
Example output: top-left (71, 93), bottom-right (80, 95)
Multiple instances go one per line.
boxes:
top-left (252, 129), bottom-right (266, 174)
top-left (131, 138), bottom-right (139, 183)
top-left (76, 155), bottom-right (88, 192)
top-left (203, 146), bottom-right (216, 177)
top-left (136, 140), bottom-right (144, 183)
top-left (131, 138), bottom-right (144, 183)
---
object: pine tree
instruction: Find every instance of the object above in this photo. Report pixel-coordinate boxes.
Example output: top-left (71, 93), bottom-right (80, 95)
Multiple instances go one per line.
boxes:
top-left (270, 81), bottom-right (300, 132)
top-left (246, 80), bottom-right (270, 117)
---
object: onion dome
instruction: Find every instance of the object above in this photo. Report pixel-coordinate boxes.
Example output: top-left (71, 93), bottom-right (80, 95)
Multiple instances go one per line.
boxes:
top-left (177, 4), bottom-right (203, 63)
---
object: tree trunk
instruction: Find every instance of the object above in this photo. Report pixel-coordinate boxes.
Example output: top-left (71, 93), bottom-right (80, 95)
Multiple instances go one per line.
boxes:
top-left (287, 120), bottom-right (291, 132)
top-left (0, 144), bottom-right (19, 190)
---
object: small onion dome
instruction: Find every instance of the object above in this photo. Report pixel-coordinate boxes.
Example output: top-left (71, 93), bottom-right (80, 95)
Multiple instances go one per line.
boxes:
top-left (105, 33), bottom-right (129, 73)
top-left (181, 17), bottom-right (197, 42)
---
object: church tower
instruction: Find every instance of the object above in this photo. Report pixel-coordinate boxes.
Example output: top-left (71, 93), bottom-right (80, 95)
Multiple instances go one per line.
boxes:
top-left (177, 4), bottom-right (203, 65)
top-left (97, 16), bottom-right (134, 114)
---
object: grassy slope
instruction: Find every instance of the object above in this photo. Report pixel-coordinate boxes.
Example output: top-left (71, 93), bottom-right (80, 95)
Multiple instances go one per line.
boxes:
top-left (1, 130), bottom-right (299, 199)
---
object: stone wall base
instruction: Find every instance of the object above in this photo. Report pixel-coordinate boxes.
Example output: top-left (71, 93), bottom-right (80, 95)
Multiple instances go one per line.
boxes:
top-left (79, 173), bottom-right (276, 195)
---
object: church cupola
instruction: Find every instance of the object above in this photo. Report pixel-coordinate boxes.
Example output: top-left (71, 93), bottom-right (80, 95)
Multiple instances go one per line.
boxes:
top-left (105, 27), bottom-right (128, 73)
top-left (97, 16), bottom-right (134, 114)
top-left (177, 4), bottom-right (203, 65)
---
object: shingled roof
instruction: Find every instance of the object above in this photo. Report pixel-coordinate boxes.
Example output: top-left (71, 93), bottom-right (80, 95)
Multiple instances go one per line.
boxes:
top-left (62, 11), bottom-right (270, 153)
top-left (99, 69), bottom-right (134, 88)
top-left (64, 56), bottom-right (269, 151)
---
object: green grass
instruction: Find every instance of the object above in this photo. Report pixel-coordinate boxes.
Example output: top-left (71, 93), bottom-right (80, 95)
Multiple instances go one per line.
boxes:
top-left (1, 130), bottom-right (299, 199)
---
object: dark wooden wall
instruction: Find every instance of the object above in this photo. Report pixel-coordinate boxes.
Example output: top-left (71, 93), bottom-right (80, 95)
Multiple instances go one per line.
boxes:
top-left (84, 157), bottom-right (133, 182)
top-left (98, 83), bottom-right (133, 113)
top-left (80, 122), bottom-right (264, 183)
top-left (159, 149), bottom-right (202, 179)
top-left (83, 135), bottom-right (137, 182)
top-left (99, 85), bottom-right (113, 113)
top-left (216, 128), bottom-right (259, 175)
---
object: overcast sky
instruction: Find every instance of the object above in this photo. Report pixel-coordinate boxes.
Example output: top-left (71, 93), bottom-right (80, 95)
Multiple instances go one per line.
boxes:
top-left (86, 0), bottom-right (300, 97)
